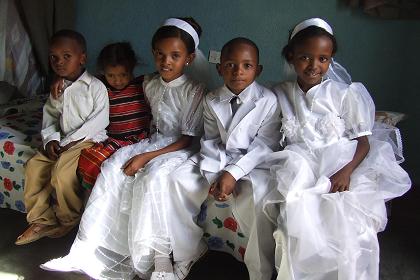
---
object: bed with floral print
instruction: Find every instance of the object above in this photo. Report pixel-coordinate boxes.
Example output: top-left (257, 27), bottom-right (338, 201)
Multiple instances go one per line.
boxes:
top-left (0, 104), bottom-right (405, 264)
top-left (0, 97), bottom-right (44, 212)
top-left (198, 197), bottom-right (248, 262)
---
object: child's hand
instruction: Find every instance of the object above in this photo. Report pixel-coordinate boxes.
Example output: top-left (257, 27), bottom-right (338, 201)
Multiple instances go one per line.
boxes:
top-left (45, 141), bottom-right (60, 160)
top-left (329, 167), bottom-right (351, 192)
top-left (50, 77), bottom-right (65, 99)
top-left (209, 171), bottom-right (236, 201)
top-left (122, 153), bottom-right (151, 176)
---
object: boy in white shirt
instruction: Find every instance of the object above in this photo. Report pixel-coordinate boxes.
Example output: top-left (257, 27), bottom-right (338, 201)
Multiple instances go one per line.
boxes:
top-left (169, 37), bottom-right (281, 280)
top-left (15, 29), bottom-right (109, 245)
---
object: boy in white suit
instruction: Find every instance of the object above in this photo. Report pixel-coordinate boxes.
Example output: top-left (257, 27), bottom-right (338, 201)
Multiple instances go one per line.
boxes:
top-left (169, 37), bottom-right (281, 280)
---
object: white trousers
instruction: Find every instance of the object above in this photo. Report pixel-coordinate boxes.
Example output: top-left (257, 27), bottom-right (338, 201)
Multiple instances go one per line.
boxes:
top-left (169, 158), bottom-right (276, 280)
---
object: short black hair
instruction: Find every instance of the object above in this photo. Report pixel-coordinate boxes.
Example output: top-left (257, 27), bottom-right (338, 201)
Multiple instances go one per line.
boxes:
top-left (151, 17), bottom-right (202, 54)
top-left (97, 42), bottom-right (137, 73)
top-left (220, 37), bottom-right (260, 62)
top-left (282, 25), bottom-right (337, 62)
top-left (50, 29), bottom-right (87, 53)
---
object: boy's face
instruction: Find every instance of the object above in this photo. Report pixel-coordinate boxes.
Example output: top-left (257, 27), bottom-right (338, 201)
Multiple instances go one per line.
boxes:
top-left (289, 35), bottom-right (333, 92)
top-left (217, 43), bottom-right (262, 95)
top-left (49, 37), bottom-right (86, 81)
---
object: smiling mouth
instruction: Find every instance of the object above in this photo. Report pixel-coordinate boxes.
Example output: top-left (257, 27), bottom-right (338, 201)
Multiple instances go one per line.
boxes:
top-left (305, 71), bottom-right (321, 78)
top-left (160, 66), bottom-right (171, 72)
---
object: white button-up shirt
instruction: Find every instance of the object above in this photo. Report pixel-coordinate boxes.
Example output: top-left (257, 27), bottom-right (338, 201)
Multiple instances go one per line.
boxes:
top-left (41, 71), bottom-right (109, 147)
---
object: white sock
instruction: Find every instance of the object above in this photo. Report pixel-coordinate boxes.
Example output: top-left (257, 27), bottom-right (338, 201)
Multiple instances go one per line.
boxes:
top-left (154, 252), bottom-right (173, 273)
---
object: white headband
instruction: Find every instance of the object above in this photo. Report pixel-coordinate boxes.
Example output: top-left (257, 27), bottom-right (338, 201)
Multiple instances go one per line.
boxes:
top-left (162, 18), bottom-right (199, 49)
top-left (290, 18), bottom-right (333, 40)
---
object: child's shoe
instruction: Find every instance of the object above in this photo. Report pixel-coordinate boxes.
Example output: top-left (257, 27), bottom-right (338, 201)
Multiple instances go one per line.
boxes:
top-left (15, 223), bottom-right (60, 245)
top-left (173, 241), bottom-right (208, 280)
top-left (151, 271), bottom-right (175, 280)
top-left (40, 256), bottom-right (82, 273)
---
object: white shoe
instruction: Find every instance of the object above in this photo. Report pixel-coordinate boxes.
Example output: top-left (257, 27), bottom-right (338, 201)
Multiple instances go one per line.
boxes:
top-left (151, 271), bottom-right (176, 280)
top-left (40, 256), bottom-right (82, 273)
top-left (173, 241), bottom-right (208, 280)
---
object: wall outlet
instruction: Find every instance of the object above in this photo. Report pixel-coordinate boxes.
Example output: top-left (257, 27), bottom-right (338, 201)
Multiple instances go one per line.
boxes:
top-left (208, 50), bottom-right (221, 64)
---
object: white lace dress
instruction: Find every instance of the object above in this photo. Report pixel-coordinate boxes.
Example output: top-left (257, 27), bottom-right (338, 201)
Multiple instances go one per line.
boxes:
top-left (264, 80), bottom-right (411, 280)
top-left (42, 74), bottom-right (205, 279)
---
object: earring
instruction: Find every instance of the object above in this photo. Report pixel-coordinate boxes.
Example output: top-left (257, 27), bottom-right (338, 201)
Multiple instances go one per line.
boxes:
top-left (186, 62), bottom-right (189, 66)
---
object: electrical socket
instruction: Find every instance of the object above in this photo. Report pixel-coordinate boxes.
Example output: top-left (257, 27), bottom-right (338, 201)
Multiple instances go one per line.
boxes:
top-left (208, 50), bottom-right (221, 64)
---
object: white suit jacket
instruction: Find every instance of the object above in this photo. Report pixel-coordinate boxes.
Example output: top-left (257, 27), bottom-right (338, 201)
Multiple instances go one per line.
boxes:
top-left (199, 82), bottom-right (281, 184)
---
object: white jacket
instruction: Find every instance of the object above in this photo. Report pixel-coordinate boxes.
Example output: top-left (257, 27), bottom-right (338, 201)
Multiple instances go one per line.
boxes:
top-left (199, 81), bottom-right (281, 184)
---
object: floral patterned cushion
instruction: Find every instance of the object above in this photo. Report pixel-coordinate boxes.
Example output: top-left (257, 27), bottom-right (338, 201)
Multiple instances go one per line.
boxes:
top-left (0, 105), bottom-right (43, 212)
top-left (198, 197), bottom-right (248, 262)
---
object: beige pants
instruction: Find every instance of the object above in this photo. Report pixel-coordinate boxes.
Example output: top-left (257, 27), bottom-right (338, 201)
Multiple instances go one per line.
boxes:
top-left (24, 141), bottom-right (94, 226)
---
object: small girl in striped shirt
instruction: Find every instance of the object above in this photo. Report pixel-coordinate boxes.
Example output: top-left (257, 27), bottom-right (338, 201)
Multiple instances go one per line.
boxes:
top-left (77, 42), bottom-right (151, 190)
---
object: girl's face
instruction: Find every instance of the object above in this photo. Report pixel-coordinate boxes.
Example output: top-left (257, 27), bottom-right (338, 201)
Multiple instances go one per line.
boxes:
top-left (152, 37), bottom-right (194, 82)
top-left (49, 38), bottom-right (86, 81)
top-left (104, 65), bottom-right (132, 90)
top-left (289, 35), bottom-right (334, 92)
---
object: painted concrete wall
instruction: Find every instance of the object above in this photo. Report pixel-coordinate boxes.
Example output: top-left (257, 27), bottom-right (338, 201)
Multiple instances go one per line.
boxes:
top-left (75, 0), bottom-right (420, 183)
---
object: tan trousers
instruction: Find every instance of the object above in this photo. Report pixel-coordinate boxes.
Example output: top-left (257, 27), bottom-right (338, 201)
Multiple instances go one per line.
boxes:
top-left (24, 141), bottom-right (94, 226)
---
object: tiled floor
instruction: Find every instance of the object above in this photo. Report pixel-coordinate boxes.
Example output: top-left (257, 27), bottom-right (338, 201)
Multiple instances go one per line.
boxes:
top-left (0, 186), bottom-right (419, 280)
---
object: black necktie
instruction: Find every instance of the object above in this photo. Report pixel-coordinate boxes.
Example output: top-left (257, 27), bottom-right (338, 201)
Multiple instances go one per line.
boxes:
top-left (230, 96), bottom-right (241, 115)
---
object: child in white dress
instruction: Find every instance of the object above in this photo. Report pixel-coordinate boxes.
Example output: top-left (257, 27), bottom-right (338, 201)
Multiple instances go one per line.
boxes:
top-left (169, 37), bottom-right (281, 280)
top-left (263, 18), bottom-right (412, 280)
top-left (42, 17), bottom-right (206, 280)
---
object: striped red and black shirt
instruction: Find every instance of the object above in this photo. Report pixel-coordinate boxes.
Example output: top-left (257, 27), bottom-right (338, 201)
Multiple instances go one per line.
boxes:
top-left (106, 75), bottom-right (151, 141)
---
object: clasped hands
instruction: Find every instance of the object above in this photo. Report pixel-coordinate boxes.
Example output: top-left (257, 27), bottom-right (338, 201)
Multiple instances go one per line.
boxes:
top-left (209, 171), bottom-right (237, 202)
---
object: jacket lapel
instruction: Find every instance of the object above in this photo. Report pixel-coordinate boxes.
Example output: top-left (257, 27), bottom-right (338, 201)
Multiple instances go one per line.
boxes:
top-left (207, 88), bottom-right (232, 131)
top-left (228, 99), bottom-right (256, 135)
top-left (227, 82), bottom-right (260, 135)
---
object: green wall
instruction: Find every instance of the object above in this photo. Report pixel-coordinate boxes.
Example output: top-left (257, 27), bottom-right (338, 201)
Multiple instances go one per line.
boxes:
top-left (75, 0), bottom-right (420, 183)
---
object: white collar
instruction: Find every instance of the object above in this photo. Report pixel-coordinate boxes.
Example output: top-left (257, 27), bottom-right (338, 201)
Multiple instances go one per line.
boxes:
top-left (159, 74), bottom-right (188, 87)
top-left (218, 81), bottom-right (257, 103)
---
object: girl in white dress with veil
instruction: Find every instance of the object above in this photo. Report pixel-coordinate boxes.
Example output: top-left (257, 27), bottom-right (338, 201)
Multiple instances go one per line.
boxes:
top-left (42, 17), bottom-right (207, 280)
top-left (264, 18), bottom-right (411, 280)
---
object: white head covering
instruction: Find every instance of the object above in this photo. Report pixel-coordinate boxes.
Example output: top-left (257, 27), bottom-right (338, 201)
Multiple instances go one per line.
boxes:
top-left (286, 18), bottom-right (352, 84)
top-left (160, 17), bottom-right (216, 90)
top-left (290, 18), bottom-right (333, 39)
top-left (162, 18), bottom-right (199, 49)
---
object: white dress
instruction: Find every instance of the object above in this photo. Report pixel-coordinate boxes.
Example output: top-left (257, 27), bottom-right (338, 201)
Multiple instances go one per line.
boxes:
top-left (264, 80), bottom-right (411, 280)
top-left (42, 74), bottom-right (205, 279)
